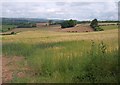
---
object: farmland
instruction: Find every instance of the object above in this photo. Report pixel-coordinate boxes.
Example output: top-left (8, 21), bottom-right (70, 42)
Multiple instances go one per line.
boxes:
top-left (1, 1), bottom-right (119, 83)
top-left (2, 23), bottom-right (118, 83)
top-left (0, 25), bottom-right (16, 32)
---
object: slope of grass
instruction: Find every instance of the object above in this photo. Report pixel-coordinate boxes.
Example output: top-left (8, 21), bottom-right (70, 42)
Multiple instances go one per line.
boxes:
top-left (2, 26), bottom-right (118, 83)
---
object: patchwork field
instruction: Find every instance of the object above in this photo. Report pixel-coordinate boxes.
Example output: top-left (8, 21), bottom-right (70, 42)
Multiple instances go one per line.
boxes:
top-left (1, 25), bottom-right (118, 83)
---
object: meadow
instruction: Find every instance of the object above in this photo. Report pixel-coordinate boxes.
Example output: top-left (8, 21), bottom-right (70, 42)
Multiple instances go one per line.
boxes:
top-left (100, 25), bottom-right (118, 30)
top-left (0, 25), bottom-right (16, 32)
top-left (2, 25), bottom-right (118, 83)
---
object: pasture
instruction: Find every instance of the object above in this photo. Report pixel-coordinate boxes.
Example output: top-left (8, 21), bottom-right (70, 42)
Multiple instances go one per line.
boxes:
top-left (0, 25), bottom-right (16, 32)
top-left (2, 24), bottom-right (118, 83)
top-left (100, 25), bottom-right (118, 30)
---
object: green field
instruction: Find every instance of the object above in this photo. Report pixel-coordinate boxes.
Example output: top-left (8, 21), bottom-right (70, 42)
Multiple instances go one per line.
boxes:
top-left (100, 25), bottom-right (118, 30)
top-left (2, 25), bottom-right (118, 83)
top-left (0, 25), bottom-right (16, 32)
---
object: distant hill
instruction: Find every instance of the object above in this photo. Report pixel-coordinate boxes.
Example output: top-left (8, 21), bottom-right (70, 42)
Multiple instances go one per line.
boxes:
top-left (1, 18), bottom-right (119, 25)
top-left (1, 18), bottom-right (65, 25)
top-left (2, 18), bottom-right (48, 25)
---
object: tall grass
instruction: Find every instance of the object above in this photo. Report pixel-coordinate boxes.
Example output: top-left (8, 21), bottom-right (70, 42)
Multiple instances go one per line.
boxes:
top-left (2, 40), bottom-right (118, 83)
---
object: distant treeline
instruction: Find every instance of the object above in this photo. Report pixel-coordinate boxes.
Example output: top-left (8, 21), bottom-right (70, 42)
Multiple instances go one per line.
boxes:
top-left (2, 18), bottom-right (37, 28)
top-left (2, 18), bottom-right (119, 28)
top-left (77, 20), bottom-right (119, 24)
top-left (2, 18), bottom-right (49, 25)
top-left (99, 21), bottom-right (119, 23)
top-left (17, 23), bottom-right (36, 28)
top-left (2, 18), bottom-right (29, 25)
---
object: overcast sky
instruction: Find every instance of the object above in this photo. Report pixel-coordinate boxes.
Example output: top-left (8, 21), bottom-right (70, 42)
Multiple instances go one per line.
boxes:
top-left (1, 0), bottom-right (119, 20)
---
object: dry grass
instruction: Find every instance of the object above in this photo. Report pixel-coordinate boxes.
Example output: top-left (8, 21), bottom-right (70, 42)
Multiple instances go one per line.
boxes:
top-left (2, 29), bottom-right (118, 44)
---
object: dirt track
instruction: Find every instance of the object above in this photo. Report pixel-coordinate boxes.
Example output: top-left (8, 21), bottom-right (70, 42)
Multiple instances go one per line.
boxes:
top-left (2, 56), bottom-right (30, 83)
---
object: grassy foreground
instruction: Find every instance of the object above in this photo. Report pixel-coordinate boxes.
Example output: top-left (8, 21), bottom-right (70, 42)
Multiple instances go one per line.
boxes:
top-left (2, 40), bottom-right (118, 83)
top-left (2, 25), bottom-right (118, 83)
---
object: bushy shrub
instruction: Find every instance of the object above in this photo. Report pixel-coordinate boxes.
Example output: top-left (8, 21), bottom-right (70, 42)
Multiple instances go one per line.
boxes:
top-left (94, 26), bottom-right (104, 31)
top-left (8, 28), bottom-right (11, 30)
top-left (11, 31), bottom-right (15, 34)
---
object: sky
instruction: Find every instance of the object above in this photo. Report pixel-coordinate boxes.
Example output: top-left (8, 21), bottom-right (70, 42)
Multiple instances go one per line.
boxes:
top-left (1, 0), bottom-right (119, 21)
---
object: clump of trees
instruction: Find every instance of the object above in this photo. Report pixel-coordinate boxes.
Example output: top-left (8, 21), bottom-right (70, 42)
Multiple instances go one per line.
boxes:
top-left (90, 19), bottom-right (104, 31)
top-left (61, 19), bottom-right (77, 28)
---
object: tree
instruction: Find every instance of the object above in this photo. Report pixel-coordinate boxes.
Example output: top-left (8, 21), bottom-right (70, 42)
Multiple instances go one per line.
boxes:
top-left (90, 19), bottom-right (103, 31)
top-left (90, 19), bottom-right (98, 28)
top-left (61, 19), bottom-right (77, 28)
top-left (61, 21), bottom-right (69, 28)
top-left (68, 19), bottom-right (77, 27)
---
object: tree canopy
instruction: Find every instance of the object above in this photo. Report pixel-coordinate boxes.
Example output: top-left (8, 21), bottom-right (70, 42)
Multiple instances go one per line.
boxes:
top-left (90, 19), bottom-right (104, 31)
top-left (61, 19), bottom-right (77, 28)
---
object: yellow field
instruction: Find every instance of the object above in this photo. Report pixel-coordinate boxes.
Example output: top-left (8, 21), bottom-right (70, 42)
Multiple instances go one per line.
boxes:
top-left (2, 29), bottom-right (118, 42)
top-left (2, 29), bottom-right (118, 50)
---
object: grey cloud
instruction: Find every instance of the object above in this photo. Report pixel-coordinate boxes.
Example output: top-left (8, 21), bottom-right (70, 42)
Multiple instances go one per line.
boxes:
top-left (1, 2), bottom-right (118, 20)
top-left (55, 2), bottom-right (67, 6)
top-left (70, 2), bottom-right (93, 7)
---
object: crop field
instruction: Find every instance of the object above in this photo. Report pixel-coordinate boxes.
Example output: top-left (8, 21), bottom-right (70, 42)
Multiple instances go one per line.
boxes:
top-left (1, 25), bottom-right (118, 83)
